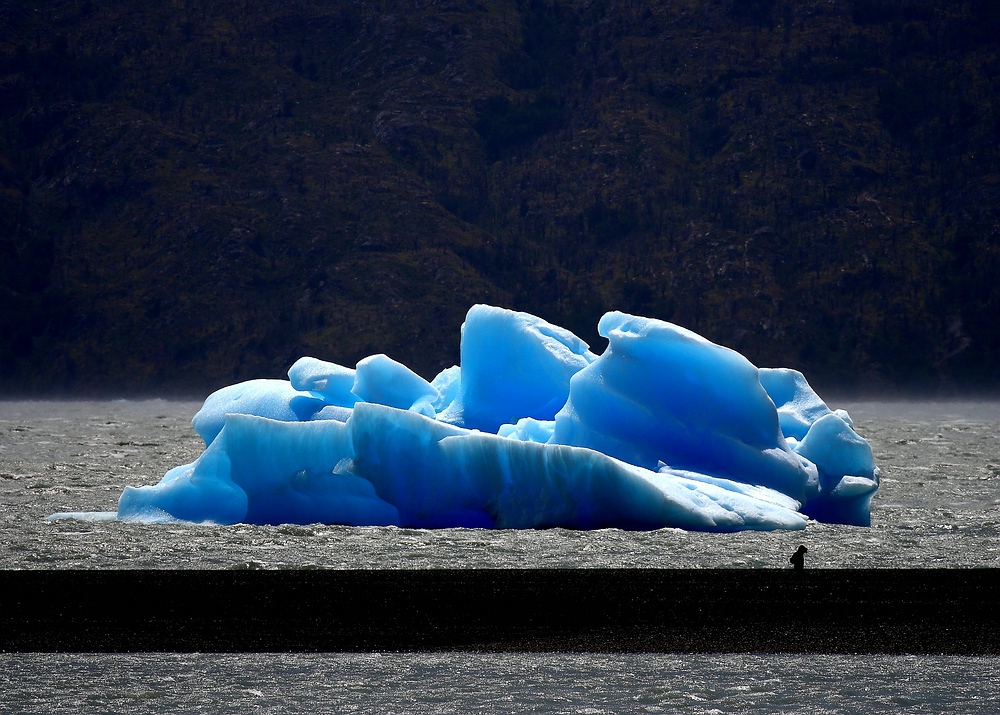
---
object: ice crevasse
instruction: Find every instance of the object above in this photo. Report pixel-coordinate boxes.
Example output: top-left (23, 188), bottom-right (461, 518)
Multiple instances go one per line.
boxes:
top-left (118, 305), bottom-right (880, 531)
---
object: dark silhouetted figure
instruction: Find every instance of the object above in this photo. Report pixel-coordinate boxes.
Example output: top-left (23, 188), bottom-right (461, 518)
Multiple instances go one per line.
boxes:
top-left (790, 545), bottom-right (807, 570)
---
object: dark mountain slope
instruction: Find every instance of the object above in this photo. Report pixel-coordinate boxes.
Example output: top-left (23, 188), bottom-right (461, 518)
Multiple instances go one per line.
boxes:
top-left (1, 0), bottom-right (998, 394)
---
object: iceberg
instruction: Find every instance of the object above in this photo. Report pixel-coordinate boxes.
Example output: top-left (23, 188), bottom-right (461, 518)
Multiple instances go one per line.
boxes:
top-left (447, 304), bottom-right (598, 431)
top-left (117, 305), bottom-right (879, 531)
top-left (549, 312), bottom-right (818, 501)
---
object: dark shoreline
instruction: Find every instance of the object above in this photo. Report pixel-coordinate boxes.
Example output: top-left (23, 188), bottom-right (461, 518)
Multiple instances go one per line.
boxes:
top-left (2, 569), bottom-right (996, 654)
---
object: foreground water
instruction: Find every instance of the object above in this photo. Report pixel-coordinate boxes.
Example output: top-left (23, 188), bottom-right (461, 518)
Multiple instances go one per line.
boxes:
top-left (2, 400), bottom-right (998, 712)
top-left (1, 399), bottom-right (998, 568)
top-left (2, 652), bottom-right (997, 714)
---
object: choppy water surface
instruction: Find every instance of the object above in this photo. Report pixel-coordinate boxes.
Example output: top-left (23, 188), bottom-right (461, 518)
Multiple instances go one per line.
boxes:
top-left (2, 652), bottom-right (997, 714)
top-left (1, 399), bottom-right (998, 569)
top-left (3, 400), bottom-right (998, 712)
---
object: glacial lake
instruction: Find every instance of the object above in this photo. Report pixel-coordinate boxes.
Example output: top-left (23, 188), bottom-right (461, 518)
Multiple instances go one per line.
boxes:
top-left (1, 398), bottom-right (998, 569)
top-left (2, 399), bottom-right (998, 714)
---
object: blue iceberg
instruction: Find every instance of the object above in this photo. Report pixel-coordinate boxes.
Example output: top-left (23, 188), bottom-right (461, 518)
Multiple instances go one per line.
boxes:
top-left (118, 305), bottom-right (879, 530)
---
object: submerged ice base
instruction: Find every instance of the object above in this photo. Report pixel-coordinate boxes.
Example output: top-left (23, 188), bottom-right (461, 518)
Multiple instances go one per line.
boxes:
top-left (117, 305), bottom-right (879, 531)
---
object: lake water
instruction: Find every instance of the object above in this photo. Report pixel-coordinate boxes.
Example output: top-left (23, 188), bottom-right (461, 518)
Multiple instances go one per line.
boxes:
top-left (1, 399), bottom-right (998, 569)
top-left (1, 399), bottom-right (998, 713)
top-left (1, 652), bottom-right (998, 714)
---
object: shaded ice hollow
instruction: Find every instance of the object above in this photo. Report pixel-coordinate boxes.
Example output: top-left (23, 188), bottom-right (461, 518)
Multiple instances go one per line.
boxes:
top-left (117, 305), bottom-right (879, 531)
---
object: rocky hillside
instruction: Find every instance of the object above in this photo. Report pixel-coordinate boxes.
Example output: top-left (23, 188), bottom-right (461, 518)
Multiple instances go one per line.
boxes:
top-left (2, 0), bottom-right (998, 394)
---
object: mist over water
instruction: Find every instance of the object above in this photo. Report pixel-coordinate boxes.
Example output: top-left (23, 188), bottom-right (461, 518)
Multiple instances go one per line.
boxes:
top-left (1, 398), bottom-right (998, 569)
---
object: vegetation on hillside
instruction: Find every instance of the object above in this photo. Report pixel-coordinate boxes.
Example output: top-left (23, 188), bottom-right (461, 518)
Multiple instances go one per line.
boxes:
top-left (1, 0), bottom-right (998, 394)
